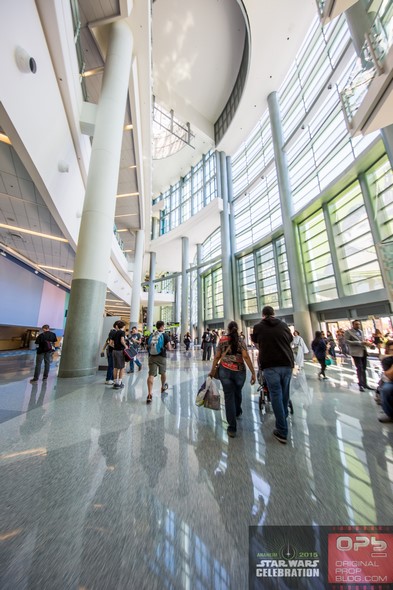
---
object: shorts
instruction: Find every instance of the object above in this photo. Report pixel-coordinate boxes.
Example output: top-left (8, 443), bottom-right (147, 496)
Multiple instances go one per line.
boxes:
top-left (113, 350), bottom-right (125, 370)
top-left (148, 355), bottom-right (166, 377)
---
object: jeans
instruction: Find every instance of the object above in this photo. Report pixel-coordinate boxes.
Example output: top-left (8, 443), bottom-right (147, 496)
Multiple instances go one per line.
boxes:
top-left (263, 366), bottom-right (292, 438)
top-left (219, 366), bottom-right (246, 433)
top-left (381, 381), bottom-right (393, 419)
top-left (128, 357), bottom-right (142, 372)
top-left (203, 343), bottom-right (213, 361)
top-left (352, 353), bottom-right (368, 388)
top-left (33, 352), bottom-right (52, 380)
top-left (317, 356), bottom-right (326, 377)
top-left (106, 351), bottom-right (114, 381)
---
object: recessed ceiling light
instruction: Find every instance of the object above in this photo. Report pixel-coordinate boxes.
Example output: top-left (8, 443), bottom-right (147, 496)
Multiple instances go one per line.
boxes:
top-left (115, 213), bottom-right (138, 218)
top-left (0, 133), bottom-right (11, 145)
top-left (116, 192), bottom-right (139, 198)
top-left (124, 124), bottom-right (133, 131)
top-left (0, 223), bottom-right (68, 243)
top-left (38, 265), bottom-right (73, 273)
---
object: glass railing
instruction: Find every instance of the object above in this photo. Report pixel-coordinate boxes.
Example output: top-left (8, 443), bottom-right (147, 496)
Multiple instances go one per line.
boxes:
top-left (69, 0), bottom-right (88, 101)
top-left (341, 3), bottom-right (392, 124)
top-left (316, 0), bottom-right (326, 16)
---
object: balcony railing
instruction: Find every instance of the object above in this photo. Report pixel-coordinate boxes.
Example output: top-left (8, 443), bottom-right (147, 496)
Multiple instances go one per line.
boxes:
top-left (340, 4), bottom-right (393, 125)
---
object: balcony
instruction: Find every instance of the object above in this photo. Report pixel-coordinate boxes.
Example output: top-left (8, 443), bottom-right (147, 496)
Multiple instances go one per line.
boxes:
top-left (340, 4), bottom-right (393, 136)
top-left (316, 0), bottom-right (358, 25)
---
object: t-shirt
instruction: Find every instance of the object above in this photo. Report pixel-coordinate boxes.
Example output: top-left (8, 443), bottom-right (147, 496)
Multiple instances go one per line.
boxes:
top-left (381, 355), bottom-right (393, 372)
top-left (35, 331), bottom-right (57, 354)
top-left (113, 329), bottom-right (126, 351)
top-left (217, 335), bottom-right (247, 371)
top-left (129, 332), bottom-right (142, 348)
top-left (107, 328), bottom-right (117, 352)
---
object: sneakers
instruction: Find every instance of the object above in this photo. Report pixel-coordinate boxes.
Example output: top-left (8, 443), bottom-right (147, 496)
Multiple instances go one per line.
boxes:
top-left (113, 382), bottom-right (124, 389)
top-left (105, 380), bottom-right (114, 385)
top-left (227, 430), bottom-right (236, 438)
top-left (30, 379), bottom-right (38, 384)
top-left (359, 386), bottom-right (365, 392)
top-left (378, 412), bottom-right (393, 423)
top-left (138, 365), bottom-right (142, 372)
top-left (273, 429), bottom-right (287, 444)
top-left (161, 383), bottom-right (168, 393)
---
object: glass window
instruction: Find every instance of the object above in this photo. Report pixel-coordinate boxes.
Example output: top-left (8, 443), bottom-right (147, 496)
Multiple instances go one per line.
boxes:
top-left (328, 181), bottom-right (383, 295)
top-left (238, 254), bottom-right (258, 314)
top-left (298, 209), bottom-right (338, 302)
top-left (366, 155), bottom-right (393, 241)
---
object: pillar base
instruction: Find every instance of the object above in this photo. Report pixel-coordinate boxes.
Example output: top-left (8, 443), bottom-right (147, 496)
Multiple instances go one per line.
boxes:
top-left (58, 278), bottom-right (107, 378)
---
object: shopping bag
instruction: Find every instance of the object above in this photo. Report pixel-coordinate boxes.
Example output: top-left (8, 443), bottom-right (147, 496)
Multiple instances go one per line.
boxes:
top-left (203, 378), bottom-right (221, 411)
top-left (195, 378), bottom-right (210, 406)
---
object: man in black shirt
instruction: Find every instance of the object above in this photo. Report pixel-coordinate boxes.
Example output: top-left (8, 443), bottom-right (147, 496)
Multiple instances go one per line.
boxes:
top-left (251, 306), bottom-right (294, 444)
top-left (30, 324), bottom-right (57, 383)
top-left (110, 320), bottom-right (127, 390)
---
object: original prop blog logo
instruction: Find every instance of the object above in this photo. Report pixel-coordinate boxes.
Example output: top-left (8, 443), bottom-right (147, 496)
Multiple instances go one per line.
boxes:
top-left (328, 532), bottom-right (393, 585)
top-left (256, 541), bottom-right (320, 579)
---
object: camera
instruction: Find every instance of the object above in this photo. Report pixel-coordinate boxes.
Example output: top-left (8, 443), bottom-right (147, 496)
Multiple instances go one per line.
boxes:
top-left (15, 46), bottom-right (37, 74)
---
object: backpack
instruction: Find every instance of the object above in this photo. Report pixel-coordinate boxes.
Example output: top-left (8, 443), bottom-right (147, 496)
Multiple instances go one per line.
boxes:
top-left (148, 331), bottom-right (164, 355)
top-left (43, 337), bottom-right (53, 352)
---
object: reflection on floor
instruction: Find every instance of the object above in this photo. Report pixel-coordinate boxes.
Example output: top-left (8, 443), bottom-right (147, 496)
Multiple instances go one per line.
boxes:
top-left (0, 349), bottom-right (392, 589)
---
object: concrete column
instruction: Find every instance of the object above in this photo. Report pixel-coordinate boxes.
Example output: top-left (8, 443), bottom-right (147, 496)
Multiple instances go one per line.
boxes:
top-left (130, 229), bottom-right (145, 326)
top-left (189, 267), bottom-right (193, 339)
top-left (268, 92), bottom-right (313, 344)
top-left (152, 217), bottom-right (159, 240)
top-left (345, 0), bottom-right (393, 169)
top-left (59, 20), bottom-right (133, 377)
top-left (175, 275), bottom-right (181, 325)
top-left (219, 151), bottom-right (234, 326)
top-left (197, 244), bottom-right (203, 343)
top-left (146, 252), bottom-right (156, 331)
top-left (181, 237), bottom-right (189, 340)
top-left (227, 155), bottom-right (241, 327)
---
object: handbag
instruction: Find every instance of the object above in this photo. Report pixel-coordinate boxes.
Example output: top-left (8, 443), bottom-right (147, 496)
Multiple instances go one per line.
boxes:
top-left (325, 356), bottom-right (332, 366)
top-left (212, 345), bottom-right (231, 379)
top-left (124, 346), bottom-right (137, 362)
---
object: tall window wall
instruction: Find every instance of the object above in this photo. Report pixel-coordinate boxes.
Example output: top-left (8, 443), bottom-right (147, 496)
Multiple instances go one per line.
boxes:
top-left (203, 267), bottom-right (223, 321)
top-left (154, 150), bottom-right (217, 236)
top-left (298, 171), bottom-right (388, 302)
top-left (366, 155), bottom-right (393, 241)
top-left (238, 237), bottom-right (292, 316)
top-left (280, 16), bottom-right (379, 213)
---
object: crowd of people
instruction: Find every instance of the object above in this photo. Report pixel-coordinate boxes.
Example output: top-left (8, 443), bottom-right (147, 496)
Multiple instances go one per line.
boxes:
top-left (30, 312), bottom-right (393, 442)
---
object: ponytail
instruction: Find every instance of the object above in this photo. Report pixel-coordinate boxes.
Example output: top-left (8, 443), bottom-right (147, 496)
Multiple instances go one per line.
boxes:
top-left (227, 321), bottom-right (239, 355)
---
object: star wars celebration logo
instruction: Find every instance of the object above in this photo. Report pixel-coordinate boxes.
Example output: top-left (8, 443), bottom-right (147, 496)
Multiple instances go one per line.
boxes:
top-left (255, 540), bottom-right (320, 580)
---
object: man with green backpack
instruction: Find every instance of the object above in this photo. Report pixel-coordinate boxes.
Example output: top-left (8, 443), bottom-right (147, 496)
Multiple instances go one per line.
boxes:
top-left (146, 320), bottom-right (172, 404)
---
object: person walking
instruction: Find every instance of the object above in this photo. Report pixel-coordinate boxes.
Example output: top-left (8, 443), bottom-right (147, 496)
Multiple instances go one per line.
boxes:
top-left (344, 320), bottom-right (374, 392)
top-left (326, 330), bottom-right (336, 360)
top-left (146, 320), bottom-right (172, 403)
top-left (251, 306), bottom-right (294, 444)
top-left (30, 324), bottom-right (57, 383)
top-left (292, 329), bottom-right (309, 371)
top-left (202, 328), bottom-right (213, 361)
top-left (311, 331), bottom-right (328, 380)
top-left (102, 321), bottom-right (119, 385)
top-left (183, 332), bottom-right (192, 351)
top-left (110, 320), bottom-right (127, 390)
top-left (127, 326), bottom-right (143, 373)
top-left (209, 321), bottom-right (256, 438)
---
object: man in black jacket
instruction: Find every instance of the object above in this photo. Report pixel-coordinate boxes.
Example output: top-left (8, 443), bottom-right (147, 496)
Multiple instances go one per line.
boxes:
top-left (30, 324), bottom-right (57, 383)
top-left (251, 306), bottom-right (294, 444)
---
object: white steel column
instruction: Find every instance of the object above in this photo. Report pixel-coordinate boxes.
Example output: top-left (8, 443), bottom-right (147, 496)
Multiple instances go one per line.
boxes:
top-left (59, 20), bottom-right (133, 377)
top-left (130, 229), bottom-right (145, 326)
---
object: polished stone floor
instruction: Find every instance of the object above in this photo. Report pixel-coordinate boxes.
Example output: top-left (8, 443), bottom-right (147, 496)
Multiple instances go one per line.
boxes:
top-left (0, 348), bottom-right (392, 589)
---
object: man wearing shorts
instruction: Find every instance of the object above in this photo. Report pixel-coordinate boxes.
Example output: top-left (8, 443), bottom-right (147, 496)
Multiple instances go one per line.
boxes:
top-left (110, 320), bottom-right (127, 389)
top-left (146, 320), bottom-right (172, 403)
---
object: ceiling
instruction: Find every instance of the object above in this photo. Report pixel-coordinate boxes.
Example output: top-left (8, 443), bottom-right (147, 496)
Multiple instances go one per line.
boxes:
top-left (0, 0), bottom-right (318, 314)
